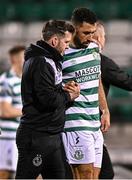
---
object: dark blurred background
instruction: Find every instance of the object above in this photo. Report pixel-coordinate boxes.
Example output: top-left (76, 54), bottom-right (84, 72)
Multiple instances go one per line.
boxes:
top-left (0, 0), bottom-right (132, 178)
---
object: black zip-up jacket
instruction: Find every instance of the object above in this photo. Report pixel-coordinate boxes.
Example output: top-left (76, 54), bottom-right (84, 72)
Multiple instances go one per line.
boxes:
top-left (101, 54), bottom-right (132, 97)
top-left (20, 40), bottom-right (71, 133)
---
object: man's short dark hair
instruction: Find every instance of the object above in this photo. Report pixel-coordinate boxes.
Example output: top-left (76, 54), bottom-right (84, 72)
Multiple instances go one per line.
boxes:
top-left (9, 45), bottom-right (25, 55)
top-left (42, 20), bottom-right (75, 41)
top-left (71, 7), bottom-right (97, 25)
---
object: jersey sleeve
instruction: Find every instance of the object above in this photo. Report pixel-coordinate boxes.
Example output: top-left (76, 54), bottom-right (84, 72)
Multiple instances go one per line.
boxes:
top-left (0, 76), bottom-right (12, 103)
top-left (88, 42), bottom-right (101, 76)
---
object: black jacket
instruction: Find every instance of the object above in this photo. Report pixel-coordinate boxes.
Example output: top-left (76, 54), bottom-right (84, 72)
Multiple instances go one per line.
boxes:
top-left (20, 40), bottom-right (71, 133)
top-left (101, 54), bottom-right (132, 97)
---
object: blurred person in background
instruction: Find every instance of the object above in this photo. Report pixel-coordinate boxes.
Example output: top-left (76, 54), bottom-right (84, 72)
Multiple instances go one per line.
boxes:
top-left (93, 22), bottom-right (132, 179)
top-left (62, 8), bottom-right (110, 179)
top-left (15, 20), bottom-right (80, 179)
top-left (0, 45), bottom-right (25, 179)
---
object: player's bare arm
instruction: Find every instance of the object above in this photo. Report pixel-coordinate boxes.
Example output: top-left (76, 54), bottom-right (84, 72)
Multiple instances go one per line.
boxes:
top-left (99, 78), bottom-right (110, 132)
top-left (0, 101), bottom-right (22, 118)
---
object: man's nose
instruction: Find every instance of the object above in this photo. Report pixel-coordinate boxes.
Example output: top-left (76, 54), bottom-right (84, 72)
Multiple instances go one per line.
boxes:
top-left (86, 34), bottom-right (93, 41)
top-left (66, 44), bottom-right (69, 49)
top-left (89, 33), bottom-right (94, 38)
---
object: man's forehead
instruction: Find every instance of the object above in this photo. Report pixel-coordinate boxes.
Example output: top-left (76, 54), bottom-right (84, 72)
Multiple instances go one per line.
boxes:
top-left (77, 22), bottom-right (96, 31)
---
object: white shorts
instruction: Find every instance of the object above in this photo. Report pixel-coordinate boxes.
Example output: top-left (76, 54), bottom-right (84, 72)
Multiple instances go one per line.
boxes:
top-left (62, 129), bottom-right (103, 168)
top-left (0, 140), bottom-right (18, 171)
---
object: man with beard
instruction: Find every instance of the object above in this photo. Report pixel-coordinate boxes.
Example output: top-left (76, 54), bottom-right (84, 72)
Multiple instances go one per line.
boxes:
top-left (62, 8), bottom-right (110, 179)
top-left (15, 20), bottom-right (80, 179)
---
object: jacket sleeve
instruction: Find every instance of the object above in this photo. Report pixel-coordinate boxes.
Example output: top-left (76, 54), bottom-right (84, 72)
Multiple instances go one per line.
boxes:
top-left (32, 58), bottom-right (71, 112)
top-left (101, 54), bottom-right (132, 91)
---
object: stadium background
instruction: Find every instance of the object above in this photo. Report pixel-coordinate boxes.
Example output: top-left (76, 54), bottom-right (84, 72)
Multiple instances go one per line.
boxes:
top-left (0, 0), bottom-right (132, 178)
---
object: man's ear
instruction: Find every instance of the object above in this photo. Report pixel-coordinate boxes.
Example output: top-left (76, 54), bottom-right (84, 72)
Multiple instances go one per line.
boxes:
top-left (51, 35), bottom-right (59, 47)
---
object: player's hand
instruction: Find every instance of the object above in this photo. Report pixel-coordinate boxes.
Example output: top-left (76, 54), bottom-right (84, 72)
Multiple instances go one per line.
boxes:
top-left (101, 110), bottom-right (110, 133)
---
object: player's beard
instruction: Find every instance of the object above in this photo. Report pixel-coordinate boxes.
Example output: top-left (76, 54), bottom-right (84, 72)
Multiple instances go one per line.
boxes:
top-left (73, 35), bottom-right (88, 49)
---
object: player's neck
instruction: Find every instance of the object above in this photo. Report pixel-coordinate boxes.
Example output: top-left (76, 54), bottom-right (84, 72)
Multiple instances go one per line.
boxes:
top-left (12, 65), bottom-right (22, 77)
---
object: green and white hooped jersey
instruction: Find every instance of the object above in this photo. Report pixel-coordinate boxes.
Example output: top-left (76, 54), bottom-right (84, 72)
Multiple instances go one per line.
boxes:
top-left (62, 42), bottom-right (101, 132)
top-left (0, 70), bottom-right (22, 140)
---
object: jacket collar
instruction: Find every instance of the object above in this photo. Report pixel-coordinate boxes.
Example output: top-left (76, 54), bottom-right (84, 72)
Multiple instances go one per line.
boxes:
top-left (36, 40), bottom-right (63, 62)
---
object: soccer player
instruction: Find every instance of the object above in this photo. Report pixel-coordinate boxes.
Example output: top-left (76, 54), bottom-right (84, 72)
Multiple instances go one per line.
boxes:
top-left (15, 20), bottom-right (80, 179)
top-left (93, 22), bottom-right (132, 179)
top-left (0, 45), bottom-right (25, 179)
top-left (62, 8), bottom-right (110, 179)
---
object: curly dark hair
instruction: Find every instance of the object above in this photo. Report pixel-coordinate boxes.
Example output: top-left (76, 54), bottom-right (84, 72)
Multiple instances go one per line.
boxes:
top-left (71, 7), bottom-right (97, 25)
